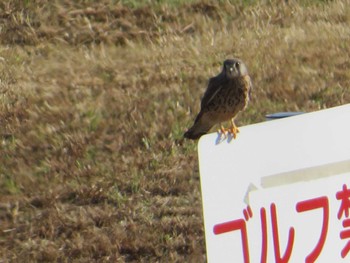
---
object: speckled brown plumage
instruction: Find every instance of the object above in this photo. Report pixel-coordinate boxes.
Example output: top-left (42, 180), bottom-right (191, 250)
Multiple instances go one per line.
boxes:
top-left (184, 58), bottom-right (252, 140)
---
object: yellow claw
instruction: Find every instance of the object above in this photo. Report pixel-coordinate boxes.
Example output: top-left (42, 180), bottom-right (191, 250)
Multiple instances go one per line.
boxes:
top-left (218, 124), bottom-right (228, 137)
top-left (228, 119), bottom-right (239, 139)
top-left (217, 120), bottom-right (240, 139)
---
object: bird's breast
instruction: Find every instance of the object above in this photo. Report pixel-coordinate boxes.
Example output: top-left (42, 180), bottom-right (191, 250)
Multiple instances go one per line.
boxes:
top-left (205, 76), bottom-right (251, 118)
top-left (223, 78), bottom-right (250, 109)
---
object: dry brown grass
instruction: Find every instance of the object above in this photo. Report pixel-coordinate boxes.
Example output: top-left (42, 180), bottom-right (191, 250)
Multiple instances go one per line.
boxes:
top-left (1, 0), bottom-right (350, 262)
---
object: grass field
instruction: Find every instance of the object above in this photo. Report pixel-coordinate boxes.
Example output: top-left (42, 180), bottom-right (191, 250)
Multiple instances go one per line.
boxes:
top-left (1, 0), bottom-right (350, 262)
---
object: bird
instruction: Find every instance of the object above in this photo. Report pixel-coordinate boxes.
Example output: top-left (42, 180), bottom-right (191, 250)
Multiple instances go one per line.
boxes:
top-left (184, 58), bottom-right (252, 140)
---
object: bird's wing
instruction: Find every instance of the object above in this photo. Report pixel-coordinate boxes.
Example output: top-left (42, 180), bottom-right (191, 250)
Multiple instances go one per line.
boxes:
top-left (200, 75), bottom-right (225, 109)
top-left (246, 75), bottom-right (253, 100)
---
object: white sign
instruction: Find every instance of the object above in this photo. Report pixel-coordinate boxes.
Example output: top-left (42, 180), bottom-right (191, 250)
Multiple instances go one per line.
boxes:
top-left (198, 104), bottom-right (350, 263)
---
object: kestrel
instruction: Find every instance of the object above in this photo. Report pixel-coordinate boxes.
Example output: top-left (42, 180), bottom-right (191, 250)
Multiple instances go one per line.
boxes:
top-left (184, 58), bottom-right (252, 140)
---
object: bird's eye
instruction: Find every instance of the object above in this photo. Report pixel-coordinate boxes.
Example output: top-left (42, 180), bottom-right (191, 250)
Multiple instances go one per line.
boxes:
top-left (235, 62), bottom-right (240, 68)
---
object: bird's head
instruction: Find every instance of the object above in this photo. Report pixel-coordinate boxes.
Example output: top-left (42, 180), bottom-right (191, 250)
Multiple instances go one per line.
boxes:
top-left (223, 59), bottom-right (248, 79)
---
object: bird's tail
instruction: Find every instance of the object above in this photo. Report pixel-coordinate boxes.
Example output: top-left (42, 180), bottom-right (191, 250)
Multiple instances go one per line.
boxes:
top-left (184, 127), bottom-right (206, 140)
top-left (184, 114), bottom-right (213, 140)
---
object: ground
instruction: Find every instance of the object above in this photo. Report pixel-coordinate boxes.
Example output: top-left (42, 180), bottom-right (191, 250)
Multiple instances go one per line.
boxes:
top-left (0, 0), bottom-right (350, 262)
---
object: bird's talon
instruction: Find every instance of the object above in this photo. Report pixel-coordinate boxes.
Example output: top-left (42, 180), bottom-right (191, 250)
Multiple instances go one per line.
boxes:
top-left (218, 127), bottom-right (228, 138)
top-left (227, 128), bottom-right (237, 139)
top-left (220, 126), bottom-right (226, 134)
